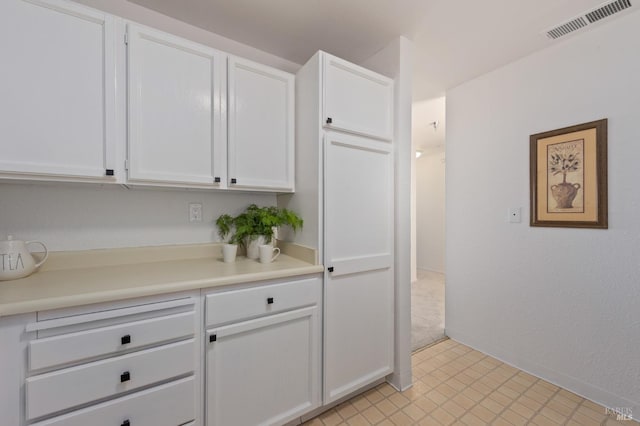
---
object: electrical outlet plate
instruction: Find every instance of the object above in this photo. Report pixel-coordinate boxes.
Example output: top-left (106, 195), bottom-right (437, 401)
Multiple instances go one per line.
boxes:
top-left (189, 203), bottom-right (203, 223)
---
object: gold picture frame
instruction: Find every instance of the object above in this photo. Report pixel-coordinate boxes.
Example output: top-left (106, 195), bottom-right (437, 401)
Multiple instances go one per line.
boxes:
top-left (530, 119), bottom-right (608, 228)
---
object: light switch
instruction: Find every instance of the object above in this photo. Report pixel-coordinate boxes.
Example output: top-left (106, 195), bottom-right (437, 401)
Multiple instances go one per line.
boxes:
top-left (508, 207), bottom-right (521, 223)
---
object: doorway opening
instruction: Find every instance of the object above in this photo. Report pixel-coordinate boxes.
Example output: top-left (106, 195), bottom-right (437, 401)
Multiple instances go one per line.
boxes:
top-left (411, 96), bottom-right (446, 351)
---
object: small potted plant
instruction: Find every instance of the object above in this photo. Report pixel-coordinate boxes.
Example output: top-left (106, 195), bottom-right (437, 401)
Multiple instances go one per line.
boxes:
top-left (215, 213), bottom-right (239, 263)
top-left (216, 204), bottom-right (303, 260)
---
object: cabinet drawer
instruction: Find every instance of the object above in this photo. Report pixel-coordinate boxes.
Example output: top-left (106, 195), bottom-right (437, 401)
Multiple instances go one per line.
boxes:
top-left (205, 278), bottom-right (320, 327)
top-left (30, 311), bottom-right (195, 371)
top-left (26, 339), bottom-right (194, 420)
top-left (32, 376), bottom-right (195, 426)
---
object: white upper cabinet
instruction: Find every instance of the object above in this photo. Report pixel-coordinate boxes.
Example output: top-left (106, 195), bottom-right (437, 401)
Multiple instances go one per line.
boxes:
top-left (127, 24), bottom-right (225, 187)
top-left (0, 0), bottom-right (117, 181)
top-left (323, 54), bottom-right (394, 141)
top-left (227, 57), bottom-right (294, 191)
top-left (1, 2), bottom-right (294, 191)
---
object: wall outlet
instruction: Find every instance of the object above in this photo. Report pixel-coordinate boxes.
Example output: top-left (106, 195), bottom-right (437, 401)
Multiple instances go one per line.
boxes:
top-left (189, 203), bottom-right (203, 223)
top-left (508, 207), bottom-right (521, 223)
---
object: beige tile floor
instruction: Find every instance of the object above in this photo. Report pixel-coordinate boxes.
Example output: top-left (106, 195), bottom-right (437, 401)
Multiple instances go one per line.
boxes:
top-left (306, 339), bottom-right (638, 426)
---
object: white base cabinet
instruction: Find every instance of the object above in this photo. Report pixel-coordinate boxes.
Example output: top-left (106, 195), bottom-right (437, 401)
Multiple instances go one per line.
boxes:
top-left (204, 278), bottom-right (322, 426)
top-left (0, 277), bottom-right (325, 426)
top-left (0, 293), bottom-right (201, 426)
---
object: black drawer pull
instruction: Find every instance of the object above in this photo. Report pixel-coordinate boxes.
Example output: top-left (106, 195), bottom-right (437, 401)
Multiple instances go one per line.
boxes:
top-left (105, 169), bottom-right (115, 176)
top-left (209, 334), bottom-right (217, 343)
top-left (214, 177), bottom-right (221, 183)
top-left (121, 420), bottom-right (130, 426)
top-left (267, 297), bottom-right (274, 305)
top-left (326, 117), bottom-right (333, 124)
top-left (328, 267), bottom-right (334, 272)
top-left (121, 334), bottom-right (131, 345)
top-left (230, 178), bottom-right (237, 184)
top-left (120, 371), bottom-right (131, 383)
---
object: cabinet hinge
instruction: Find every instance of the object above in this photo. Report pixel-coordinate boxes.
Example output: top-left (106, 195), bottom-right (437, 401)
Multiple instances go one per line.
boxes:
top-left (124, 159), bottom-right (129, 170)
top-left (124, 33), bottom-right (129, 45)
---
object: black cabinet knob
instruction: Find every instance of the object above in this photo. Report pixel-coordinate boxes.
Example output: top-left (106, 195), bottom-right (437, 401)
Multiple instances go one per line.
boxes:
top-left (209, 334), bottom-right (217, 343)
top-left (326, 117), bottom-right (333, 124)
top-left (328, 267), bottom-right (334, 273)
top-left (230, 178), bottom-right (237, 184)
top-left (120, 371), bottom-right (131, 383)
top-left (214, 177), bottom-right (221, 183)
top-left (121, 420), bottom-right (130, 426)
top-left (105, 169), bottom-right (114, 176)
top-left (267, 297), bottom-right (274, 305)
top-left (121, 334), bottom-right (131, 345)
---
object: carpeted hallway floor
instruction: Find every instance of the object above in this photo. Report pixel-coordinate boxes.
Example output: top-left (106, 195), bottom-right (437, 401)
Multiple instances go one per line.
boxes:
top-left (411, 269), bottom-right (445, 351)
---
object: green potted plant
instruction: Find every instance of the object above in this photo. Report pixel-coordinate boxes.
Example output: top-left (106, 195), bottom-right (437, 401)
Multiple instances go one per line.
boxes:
top-left (215, 213), bottom-right (239, 263)
top-left (216, 204), bottom-right (303, 260)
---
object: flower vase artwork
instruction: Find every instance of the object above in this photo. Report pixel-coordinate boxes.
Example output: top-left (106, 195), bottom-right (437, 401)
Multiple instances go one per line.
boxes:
top-left (548, 141), bottom-right (584, 211)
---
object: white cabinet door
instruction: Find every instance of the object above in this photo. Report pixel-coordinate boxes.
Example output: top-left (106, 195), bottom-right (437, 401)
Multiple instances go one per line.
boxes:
top-left (323, 132), bottom-right (394, 403)
top-left (227, 57), bottom-right (294, 191)
top-left (0, 0), bottom-right (116, 180)
top-left (127, 24), bottom-right (225, 187)
top-left (206, 307), bottom-right (320, 426)
top-left (323, 54), bottom-right (393, 141)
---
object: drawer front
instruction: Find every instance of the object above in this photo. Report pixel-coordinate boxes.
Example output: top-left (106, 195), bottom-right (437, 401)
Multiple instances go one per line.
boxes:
top-left (205, 278), bottom-right (321, 327)
top-left (26, 339), bottom-right (194, 420)
top-left (30, 311), bottom-right (195, 371)
top-left (32, 376), bottom-right (195, 426)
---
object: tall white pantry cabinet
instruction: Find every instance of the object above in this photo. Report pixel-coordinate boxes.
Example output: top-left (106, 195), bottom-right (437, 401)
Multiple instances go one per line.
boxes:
top-left (280, 51), bottom-right (395, 404)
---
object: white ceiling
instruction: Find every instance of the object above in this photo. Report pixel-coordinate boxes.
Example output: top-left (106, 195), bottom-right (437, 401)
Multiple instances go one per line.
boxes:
top-left (128, 0), bottom-right (628, 101)
top-left (127, 0), bottom-right (635, 150)
top-left (127, 0), bottom-right (431, 66)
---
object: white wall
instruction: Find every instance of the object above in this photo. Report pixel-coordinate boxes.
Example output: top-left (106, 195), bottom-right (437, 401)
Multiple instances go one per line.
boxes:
top-left (0, 183), bottom-right (275, 251)
top-left (416, 150), bottom-right (445, 273)
top-left (362, 37), bottom-right (414, 391)
top-left (446, 11), bottom-right (640, 414)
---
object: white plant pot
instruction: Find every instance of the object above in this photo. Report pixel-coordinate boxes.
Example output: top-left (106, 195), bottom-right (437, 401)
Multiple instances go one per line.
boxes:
top-left (222, 244), bottom-right (238, 263)
top-left (246, 236), bottom-right (270, 259)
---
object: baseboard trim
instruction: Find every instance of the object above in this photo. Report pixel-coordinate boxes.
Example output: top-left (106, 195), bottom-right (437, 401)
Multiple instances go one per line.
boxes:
top-left (446, 328), bottom-right (639, 418)
top-left (413, 336), bottom-right (450, 354)
top-left (416, 267), bottom-right (445, 274)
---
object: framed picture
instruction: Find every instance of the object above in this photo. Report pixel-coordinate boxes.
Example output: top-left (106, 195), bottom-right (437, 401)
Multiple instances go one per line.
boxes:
top-left (530, 119), bottom-right (608, 228)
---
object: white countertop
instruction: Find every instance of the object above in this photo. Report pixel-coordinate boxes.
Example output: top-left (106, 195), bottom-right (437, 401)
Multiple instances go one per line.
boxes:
top-left (0, 243), bottom-right (323, 317)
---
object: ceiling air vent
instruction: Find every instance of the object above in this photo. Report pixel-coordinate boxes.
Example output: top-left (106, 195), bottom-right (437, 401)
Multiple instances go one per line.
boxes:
top-left (585, 0), bottom-right (632, 23)
top-left (546, 17), bottom-right (588, 39)
top-left (544, 0), bottom-right (633, 40)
